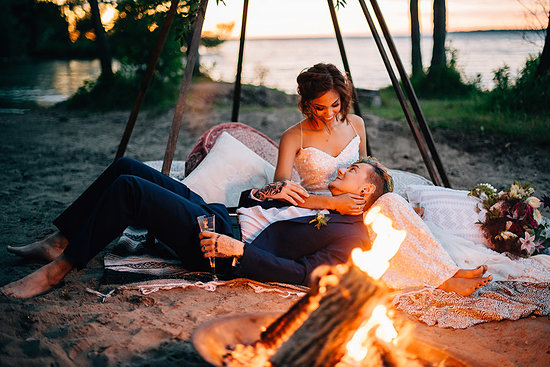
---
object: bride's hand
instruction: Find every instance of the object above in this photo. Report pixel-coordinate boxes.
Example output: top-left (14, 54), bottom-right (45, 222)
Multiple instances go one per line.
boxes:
top-left (332, 193), bottom-right (366, 215)
top-left (253, 180), bottom-right (309, 205)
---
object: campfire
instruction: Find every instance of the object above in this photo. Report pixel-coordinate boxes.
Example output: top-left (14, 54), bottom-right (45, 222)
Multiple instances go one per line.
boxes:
top-left (216, 206), bottom-right (455, 366)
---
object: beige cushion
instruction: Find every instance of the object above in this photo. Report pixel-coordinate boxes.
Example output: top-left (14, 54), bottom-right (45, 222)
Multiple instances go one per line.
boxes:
top-left (182, 132), bottom-right (275, 207)
top-left (388, 169), bottom-right (433, 198)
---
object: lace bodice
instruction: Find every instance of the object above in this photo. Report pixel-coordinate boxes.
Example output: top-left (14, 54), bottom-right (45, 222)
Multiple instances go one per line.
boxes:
top-left (294, 135), bottom-right (360, 195)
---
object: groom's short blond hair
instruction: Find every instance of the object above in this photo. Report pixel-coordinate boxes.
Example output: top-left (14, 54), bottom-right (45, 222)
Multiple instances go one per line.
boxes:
top-left (357, 156), bottom-right (393, 210)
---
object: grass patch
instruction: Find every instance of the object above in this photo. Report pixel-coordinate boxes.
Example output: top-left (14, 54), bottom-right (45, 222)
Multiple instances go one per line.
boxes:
top-left (370, 87), bottom-right (550, 144)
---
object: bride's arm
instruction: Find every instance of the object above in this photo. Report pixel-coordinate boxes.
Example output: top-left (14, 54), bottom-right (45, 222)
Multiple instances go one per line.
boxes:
top-left (274, 127), bottom-right (300, 182)
top-left (299, 193), bottom-right (366, 215)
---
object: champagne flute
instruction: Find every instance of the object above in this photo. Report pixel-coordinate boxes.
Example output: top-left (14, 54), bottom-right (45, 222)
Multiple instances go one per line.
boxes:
top-left (197, 214), bottom-right (216, 275)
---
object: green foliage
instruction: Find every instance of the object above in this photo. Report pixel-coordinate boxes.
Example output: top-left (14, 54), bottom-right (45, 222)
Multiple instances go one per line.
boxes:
top-left (334, 0), bottom-right (347, 9)
top-left (109, 0), bottom-right (199, 83)
top-left (0, 0), bottom-right (31, 58)
top-left (64, 0), bottom-right (206, 110)
top-left (487, 54), bottom-right (550, 115)
top-left (371, 86), bottom-right (550, 144)
top-left (32, 1), bottom-right (72, 57)
top-left (411, 48), bottom-right (480, 98)
top-left (371, 48), bottom-right (550, 143)
top-left (61, 67), bottom-right (180, 111)
top-left (0, 0), bottom-right (74, 58)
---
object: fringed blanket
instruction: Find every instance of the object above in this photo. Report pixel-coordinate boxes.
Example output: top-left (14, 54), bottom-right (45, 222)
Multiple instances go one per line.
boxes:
top-left (393, 281), bottom-right (550, 328)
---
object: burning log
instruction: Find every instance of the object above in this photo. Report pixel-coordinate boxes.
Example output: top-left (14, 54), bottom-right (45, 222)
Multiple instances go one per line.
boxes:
top-left (269, 264), bottom-right (384, 367)
top-left (223, 262), bottom-right (388, 367)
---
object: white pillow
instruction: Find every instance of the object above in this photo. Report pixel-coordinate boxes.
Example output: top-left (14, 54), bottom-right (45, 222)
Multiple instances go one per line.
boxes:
top-left (405, 184), bottom-right (488, 245)
top-left (388, 169), bottom-right (433, 198)
top-left (145, 160), bottom-right (186, 181)
top-left (182, 132), bottom-right (275, 207)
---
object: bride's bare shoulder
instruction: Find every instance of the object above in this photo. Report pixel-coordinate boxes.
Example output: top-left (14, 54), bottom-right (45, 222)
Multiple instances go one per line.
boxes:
top-left (348, 114), bottom-right (366, 129)
top-left (281, 121), bottom-right (305, 140)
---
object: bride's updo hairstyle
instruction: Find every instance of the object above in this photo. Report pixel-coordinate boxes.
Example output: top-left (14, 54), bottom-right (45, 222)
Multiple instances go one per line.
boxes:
top-left (296, 63), bottom-right (354, 125)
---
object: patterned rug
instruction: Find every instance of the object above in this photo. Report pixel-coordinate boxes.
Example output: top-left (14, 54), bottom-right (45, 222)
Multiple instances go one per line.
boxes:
top-left (393, 281), bottom-right (550, 328)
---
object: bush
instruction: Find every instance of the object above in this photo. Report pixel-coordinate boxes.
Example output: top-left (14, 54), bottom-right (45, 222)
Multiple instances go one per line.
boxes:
top-left (60, 68), bottom-right (180, 111)
top-left (487, 54), bottom-right (550, 115)
top-left (411, 48), bottom-right (480, 98)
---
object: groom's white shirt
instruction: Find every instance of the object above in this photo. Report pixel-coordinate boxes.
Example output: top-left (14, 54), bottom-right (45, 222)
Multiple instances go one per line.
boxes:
top-left (237, 205), bottom-right (330, 244)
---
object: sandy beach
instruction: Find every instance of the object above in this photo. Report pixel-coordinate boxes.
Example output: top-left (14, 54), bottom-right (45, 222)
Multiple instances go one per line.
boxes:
top-left (0, 81), bottom-right (549, 366)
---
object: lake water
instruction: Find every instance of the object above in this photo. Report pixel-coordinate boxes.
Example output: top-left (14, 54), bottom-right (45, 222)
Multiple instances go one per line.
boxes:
top-left (0, 31), bottom-right (543, 108)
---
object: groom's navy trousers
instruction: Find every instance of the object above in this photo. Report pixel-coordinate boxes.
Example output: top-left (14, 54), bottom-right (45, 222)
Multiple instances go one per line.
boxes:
top-left (54, 157), bottom-right (234, 273)
top-left (54, 157), bottom-right (371, 285)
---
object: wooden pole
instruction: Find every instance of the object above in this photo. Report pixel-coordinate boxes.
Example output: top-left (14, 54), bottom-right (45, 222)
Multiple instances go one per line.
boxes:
top-left (357, 0), bottom-right (441, 185)
top-left (369, 0), bottom-right (450, 187)
top-left (161, 0), bottom-right (209, 175)
top-left (115, 0), bottom-right (180, 160)
top-left (326, 0), bottom-right (372, 156)
top-left (231, 0), bottom-right (249, 122)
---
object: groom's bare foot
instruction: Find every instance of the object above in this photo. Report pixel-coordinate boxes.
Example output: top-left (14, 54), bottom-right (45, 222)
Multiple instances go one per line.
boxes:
top-left (7, 231), bottom-right (68, 262)
top-left (438, 275), bottom-right (493, 297)
top-left (0, 255), bottom-right (73, 299)
top-left (454, 265), bottom-right (487, 279)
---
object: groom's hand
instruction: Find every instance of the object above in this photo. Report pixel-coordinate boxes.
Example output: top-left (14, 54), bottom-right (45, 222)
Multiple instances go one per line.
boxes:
top-left (252, 180), bottom-right (309, 205)
top-left (199, 231), bottom-right (244, 258)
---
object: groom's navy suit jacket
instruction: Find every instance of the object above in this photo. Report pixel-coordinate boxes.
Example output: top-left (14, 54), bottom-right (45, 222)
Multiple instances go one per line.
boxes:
top-left (233, 190), bottom-right (371, 286)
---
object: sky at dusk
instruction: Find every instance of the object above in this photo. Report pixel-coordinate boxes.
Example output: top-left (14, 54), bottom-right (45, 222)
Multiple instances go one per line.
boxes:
top-left (201, 0), bottom-right (541, 38)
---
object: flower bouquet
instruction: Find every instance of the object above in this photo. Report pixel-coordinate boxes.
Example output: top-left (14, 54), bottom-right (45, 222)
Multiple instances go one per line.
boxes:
top-left (469, 182), bottom-right (550, 257)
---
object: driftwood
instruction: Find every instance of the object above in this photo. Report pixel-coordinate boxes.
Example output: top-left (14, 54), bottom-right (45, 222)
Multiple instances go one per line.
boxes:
top-left (268, 264), bottom-right (383, 367)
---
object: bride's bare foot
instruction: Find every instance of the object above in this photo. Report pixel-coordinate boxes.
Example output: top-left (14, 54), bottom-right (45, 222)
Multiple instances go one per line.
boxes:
top-left (7, 231), bottom-right (68, 262)
top-left (0, 255), bottom-right (73, 299)
top-left (438, 274), bottom-right (493, 297)
top-left (454, 265), bottom-right (487, 279)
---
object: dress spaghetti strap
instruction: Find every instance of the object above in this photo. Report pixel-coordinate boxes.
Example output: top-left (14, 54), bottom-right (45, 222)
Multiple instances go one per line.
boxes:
top-left (299, 122), bottom-right (303, 149)
top-left (349, 118), bottom-right (359, 136)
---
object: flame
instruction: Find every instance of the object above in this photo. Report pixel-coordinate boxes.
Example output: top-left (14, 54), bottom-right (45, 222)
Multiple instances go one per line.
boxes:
top-left (343, 207), bottom-right (403, 363)
top-left (351, 206), bottom-right (406, 280)
top-left (345, 305), bottom-right (398, 363)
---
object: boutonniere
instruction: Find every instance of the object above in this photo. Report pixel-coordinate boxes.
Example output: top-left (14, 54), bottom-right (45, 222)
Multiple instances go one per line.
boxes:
top-left (309, 213), bottom-right (330, 229)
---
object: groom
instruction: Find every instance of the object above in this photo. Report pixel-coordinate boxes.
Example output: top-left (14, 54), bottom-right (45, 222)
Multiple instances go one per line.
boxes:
top-left (2, 157), bottom-right (392, 298)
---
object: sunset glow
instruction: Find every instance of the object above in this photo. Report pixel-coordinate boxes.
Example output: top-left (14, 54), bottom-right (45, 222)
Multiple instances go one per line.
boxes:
top-left (202, 0), bottom-right (542, 39)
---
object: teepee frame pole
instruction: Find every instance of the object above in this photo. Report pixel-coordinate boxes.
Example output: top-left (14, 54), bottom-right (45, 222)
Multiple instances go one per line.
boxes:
top-left (162, 0), bottom-right (209, 175)
top-left (357, 0), bottom-right (441, 185)
top-left (231, 0), bottom-right (249, 122)
top-left (327, 0), bottom-right (372, 156)
top-left (369, 0), bottom-right (450, 187)
top-left (115, 0), bottom-right (181, 160)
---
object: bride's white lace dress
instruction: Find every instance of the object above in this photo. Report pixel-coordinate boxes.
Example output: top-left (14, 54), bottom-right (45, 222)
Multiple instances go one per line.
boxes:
top-left (294, 150), bottom-right (550, 327)
top-left (370, 193), bottom-right (550, 288)
top-left (294, 135), bottom-right (360, 195)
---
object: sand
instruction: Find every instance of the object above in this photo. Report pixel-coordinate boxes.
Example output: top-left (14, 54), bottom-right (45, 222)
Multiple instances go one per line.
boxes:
top-left (0, 81), bottom-right (549, 366)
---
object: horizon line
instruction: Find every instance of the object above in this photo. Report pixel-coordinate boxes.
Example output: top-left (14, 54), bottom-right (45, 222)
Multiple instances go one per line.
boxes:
top-left (222, 28), bottom-right (543, 41)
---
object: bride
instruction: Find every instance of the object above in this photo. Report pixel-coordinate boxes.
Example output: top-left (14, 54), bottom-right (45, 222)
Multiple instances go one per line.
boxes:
top-left (270, 63), bottom-right (369, 216)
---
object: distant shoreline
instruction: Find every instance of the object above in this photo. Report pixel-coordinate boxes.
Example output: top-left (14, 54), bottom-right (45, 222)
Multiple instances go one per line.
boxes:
top-left (228, 29), bottom-right (544, 41)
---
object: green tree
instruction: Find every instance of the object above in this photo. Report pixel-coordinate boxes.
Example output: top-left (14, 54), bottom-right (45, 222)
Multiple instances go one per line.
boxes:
top-left (88, 0), bottom-right (113, 80)
top-left (536, 12), bottom-right (549, 76)
top-left (431, 0), bottom-right (446, 71)
top-left (410, 0), bottom-right (423, 77)
top-left (0, 0), bottom-right (72, 58)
